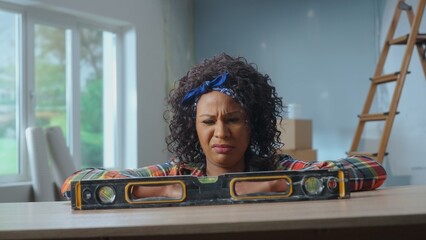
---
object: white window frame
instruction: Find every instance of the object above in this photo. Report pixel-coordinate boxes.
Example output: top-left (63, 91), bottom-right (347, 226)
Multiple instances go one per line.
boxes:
top-left (0, 1), bottom-right (126, 183)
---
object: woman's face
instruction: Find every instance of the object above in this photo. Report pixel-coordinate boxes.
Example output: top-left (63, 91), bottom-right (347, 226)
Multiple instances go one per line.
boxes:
top-left (195, 91), bottom-right (250, 175)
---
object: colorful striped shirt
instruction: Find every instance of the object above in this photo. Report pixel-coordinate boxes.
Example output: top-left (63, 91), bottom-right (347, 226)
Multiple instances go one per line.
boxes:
top-left (61, 155), bottom-right (387, 199)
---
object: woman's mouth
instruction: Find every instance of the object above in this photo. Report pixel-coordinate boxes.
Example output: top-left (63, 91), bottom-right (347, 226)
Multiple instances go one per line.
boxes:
top-left (212, 144), bottom-right (234, 154)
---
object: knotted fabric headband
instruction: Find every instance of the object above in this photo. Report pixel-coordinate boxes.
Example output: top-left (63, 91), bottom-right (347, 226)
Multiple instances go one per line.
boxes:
top-left (180, 72), bottom-right (240, 108)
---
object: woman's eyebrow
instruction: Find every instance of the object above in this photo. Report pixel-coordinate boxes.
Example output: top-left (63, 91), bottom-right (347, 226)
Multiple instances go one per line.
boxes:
top-left (198, 113), bottom-right (215, 118)
top-left (197, 110), bottom-right (243, 119)
top-left (199, 110), bottom-right (242, 116)
top-left (224, 110), bottom-right (244, 116)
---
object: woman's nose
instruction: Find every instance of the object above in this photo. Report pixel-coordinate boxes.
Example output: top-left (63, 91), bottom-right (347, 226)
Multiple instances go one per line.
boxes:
top-left (214, 121), bottom-right (230, 138)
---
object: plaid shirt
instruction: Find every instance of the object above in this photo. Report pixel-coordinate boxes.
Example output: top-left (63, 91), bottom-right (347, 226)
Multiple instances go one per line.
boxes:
top-left (61, 155), bottom-right (387, 199)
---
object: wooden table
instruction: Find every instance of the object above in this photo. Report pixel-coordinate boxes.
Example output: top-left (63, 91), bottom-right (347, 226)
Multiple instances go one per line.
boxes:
top-left (1, 185), bottom-right (426, 240)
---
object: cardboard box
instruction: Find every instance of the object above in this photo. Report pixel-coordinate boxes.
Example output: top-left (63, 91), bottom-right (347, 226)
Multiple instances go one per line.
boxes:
top-left (278, 119), bottom-right (312, 150)
top-left (278, 149), bottom-right (317, 162)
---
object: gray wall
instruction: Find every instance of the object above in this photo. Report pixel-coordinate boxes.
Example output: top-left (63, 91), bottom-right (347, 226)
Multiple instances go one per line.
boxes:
top-left (3, 0), bottom-right (426, 203)
top-left (380, 0), bottom-right (426, 185)
top-left (195, 0), bottom-right (426, 186)
top-left (195, 0), bottom-right (380, 160)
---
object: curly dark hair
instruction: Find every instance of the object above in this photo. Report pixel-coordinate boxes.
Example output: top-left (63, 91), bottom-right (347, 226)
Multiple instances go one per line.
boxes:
top-left (165, 53), bottom-right (285, 165)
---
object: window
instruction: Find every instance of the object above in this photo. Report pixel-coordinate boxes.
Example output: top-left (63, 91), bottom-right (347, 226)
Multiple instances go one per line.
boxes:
top-left (0, 4), bottom-right (123, 182)
top-left (0, 10), bottom-right (19, 177)
top-left (34, 24), bottom-right (67, 135)
top-left (79, 27), bottom-right (117, 168)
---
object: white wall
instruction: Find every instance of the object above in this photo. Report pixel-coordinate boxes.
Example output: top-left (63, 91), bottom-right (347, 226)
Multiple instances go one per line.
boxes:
top-left (35, 0), bottom-right (169, 168)
top-left (0, 0), bottom-right (194, 202)
top-left (28, 0), bottom-right (194, 168)
top-left (24, 0), bottom-right (169, 168)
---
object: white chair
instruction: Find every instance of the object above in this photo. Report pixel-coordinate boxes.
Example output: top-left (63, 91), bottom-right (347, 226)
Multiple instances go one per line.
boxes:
top-left (25, 126), bottom-right (77, 201)
top-left (45, 126), bottom-right (76, 192)
top-left (25, 127), bottom-right (55, 202)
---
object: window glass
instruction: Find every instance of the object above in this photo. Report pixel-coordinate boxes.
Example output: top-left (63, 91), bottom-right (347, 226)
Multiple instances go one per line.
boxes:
top-left (0, 5), bottom-right (121, 182)
top-left (80, 27), bottom-right (116, 168)
top-left (0, 10), bottom-right (19, 176)
top-left (34, 24), bottom-right (67, 135)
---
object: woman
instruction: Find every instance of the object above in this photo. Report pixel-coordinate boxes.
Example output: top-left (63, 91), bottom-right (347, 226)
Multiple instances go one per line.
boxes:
top-left (61, 53), bottom-right (387, 199)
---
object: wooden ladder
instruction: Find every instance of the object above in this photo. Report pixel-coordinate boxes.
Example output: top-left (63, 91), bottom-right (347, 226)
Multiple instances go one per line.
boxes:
top-left (348, 0), bottom-right (426, 164)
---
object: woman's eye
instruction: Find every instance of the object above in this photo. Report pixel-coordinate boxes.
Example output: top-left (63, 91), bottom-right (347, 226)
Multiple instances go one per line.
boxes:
top-left (202, 120), bottom-right (215, 125)
top-left (227, 118), bottom-right (241, 123)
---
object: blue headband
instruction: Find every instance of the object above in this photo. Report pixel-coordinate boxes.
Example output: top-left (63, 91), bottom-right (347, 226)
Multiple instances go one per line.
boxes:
top-left (181, 72), bottom-right (239, 107)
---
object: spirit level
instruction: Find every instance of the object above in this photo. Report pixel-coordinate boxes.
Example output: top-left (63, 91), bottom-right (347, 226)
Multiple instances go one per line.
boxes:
top-left (71, 169), bottom-right (350, 210)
